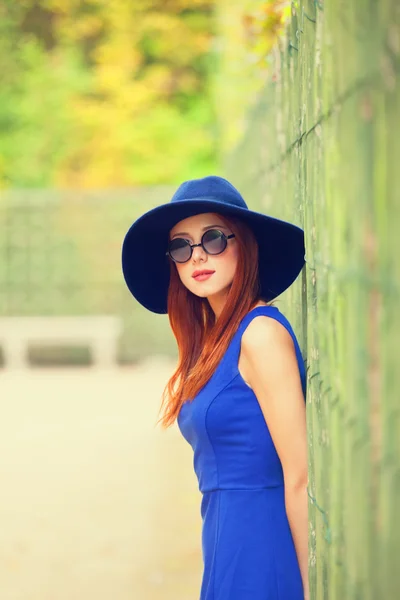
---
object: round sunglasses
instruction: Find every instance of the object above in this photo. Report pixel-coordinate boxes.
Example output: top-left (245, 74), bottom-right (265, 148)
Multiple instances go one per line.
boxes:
top-left (166, 228), bottom-right (236, 264)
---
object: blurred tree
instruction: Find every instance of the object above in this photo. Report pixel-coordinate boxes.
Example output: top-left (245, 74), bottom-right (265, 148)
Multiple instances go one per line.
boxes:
top-left (0, 0), bottom-right (216, 188)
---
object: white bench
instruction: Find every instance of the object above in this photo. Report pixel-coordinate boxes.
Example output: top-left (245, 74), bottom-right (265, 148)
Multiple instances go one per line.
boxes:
top-left (0, 316), bottom-right (122, 369)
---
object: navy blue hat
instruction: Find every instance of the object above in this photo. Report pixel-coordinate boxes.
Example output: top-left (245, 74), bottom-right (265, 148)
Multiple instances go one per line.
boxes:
top-left (122, 175), bottom-right (305, 314)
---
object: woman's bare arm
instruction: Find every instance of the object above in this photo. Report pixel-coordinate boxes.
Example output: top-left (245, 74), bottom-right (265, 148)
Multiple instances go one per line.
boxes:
top-left (241, 316), bottom-right (309, 600)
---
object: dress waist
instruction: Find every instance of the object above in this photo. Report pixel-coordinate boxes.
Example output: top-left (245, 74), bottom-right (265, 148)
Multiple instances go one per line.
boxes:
top-left (201, 482), bottom-right (284, 494)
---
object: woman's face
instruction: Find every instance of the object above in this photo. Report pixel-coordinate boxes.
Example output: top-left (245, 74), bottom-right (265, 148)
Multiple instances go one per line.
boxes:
top-left (168, 212), bottom-right (239, 307)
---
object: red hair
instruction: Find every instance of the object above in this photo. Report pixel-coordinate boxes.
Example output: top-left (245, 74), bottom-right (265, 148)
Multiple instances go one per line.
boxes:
top-left (156, 213), bottom-right (275, 429)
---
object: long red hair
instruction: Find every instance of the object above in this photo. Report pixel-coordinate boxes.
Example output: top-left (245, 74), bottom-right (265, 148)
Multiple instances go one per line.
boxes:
top-left (156, 213), bottom-right (275, 429)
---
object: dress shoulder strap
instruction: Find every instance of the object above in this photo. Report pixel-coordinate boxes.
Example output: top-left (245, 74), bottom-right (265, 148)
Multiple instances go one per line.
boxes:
top-left (228, 305), bottom-right (307, 398)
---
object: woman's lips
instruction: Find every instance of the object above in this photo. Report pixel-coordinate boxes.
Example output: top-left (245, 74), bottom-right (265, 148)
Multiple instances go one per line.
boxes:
top-left (193, 272), bottom-right (214, 282)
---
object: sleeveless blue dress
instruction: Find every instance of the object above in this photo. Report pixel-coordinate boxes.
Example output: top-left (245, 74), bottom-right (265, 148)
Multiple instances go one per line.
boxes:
top-left (177, 305), bottom-right (307, 600)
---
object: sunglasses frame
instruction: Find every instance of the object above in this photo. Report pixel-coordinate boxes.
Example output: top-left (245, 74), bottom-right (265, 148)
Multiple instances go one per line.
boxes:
top-left (165, 228), bottom-right (236, 264)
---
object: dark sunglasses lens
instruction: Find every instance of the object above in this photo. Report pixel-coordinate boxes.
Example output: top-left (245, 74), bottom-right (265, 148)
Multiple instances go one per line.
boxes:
top-left (203, 229), bottom-right (226, 254)
top-left (169, 238), bottom-right (191, 262)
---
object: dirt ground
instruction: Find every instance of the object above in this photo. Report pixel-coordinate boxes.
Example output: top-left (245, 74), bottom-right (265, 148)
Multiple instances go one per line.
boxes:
top-left (0, 358), bottom-right (203, 600)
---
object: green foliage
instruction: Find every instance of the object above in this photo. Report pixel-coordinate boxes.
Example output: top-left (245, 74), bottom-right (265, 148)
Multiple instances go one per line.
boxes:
top-left (0, 41), bottom-right (88, 187)
top-left (0, 0), bottom-right (217, 188)
top-left (242, 1), bottom-right (291, 65)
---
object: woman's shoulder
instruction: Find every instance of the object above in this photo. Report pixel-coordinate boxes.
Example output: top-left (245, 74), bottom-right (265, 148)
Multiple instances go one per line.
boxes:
top-left (241, 305), bottom-right (296, 350)
top-left (239, 304), bottom-right (307, 396)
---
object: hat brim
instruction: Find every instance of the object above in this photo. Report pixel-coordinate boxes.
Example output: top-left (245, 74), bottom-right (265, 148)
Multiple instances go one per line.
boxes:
top-left (121, 198), bottom-right (305, 314)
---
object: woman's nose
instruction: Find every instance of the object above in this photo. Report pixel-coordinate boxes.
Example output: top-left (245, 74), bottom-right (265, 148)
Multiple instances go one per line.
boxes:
top-left (191, 243), bottom-right (207, 261)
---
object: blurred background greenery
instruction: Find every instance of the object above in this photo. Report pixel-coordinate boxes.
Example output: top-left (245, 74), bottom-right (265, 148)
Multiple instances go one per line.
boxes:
top-left (0, 0), bottom-right (289, 188)
top-left (0, 0), bottom-right (217, 187)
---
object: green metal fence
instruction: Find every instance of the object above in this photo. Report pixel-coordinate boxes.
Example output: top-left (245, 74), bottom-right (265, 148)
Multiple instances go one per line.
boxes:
top-left (223, 0), bottom-right (399, 598)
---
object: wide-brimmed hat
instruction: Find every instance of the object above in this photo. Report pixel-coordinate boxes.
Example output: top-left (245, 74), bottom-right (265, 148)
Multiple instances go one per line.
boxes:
top-left (121, 175), bottom-right (305, 314)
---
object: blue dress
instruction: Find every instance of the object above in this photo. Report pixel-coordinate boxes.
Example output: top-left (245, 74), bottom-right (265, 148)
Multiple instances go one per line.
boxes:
top-left (177, 305), bottom-right (307, 600)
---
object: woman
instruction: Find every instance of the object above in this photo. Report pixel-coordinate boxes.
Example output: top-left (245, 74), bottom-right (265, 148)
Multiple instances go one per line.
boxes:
top-left (122, 175), bottom-right (309, 600)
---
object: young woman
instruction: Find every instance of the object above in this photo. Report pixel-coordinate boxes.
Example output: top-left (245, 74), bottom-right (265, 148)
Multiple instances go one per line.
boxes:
top-left (122, 175), bottom-right (309, 600)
